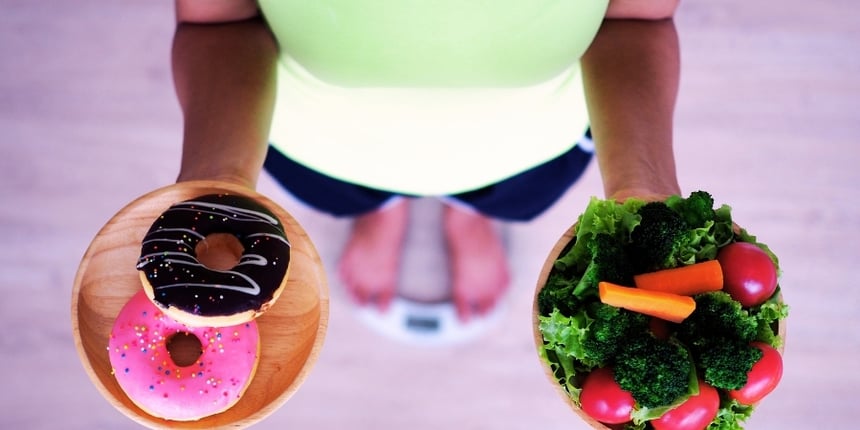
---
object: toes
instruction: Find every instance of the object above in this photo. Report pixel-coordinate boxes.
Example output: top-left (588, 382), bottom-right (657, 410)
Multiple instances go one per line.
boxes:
top-left (370, 290), bottom-right (394, 312)
top-left (455, 299), bottom-right (473, 322)
top-left (454, 279), bottom-right (512, 322)
top-left (337, 266), bottom-right (363, 304)
top-left (454, 294), bottom-right (493, 322)
top-left (340, 268), bottom-right (395, 312)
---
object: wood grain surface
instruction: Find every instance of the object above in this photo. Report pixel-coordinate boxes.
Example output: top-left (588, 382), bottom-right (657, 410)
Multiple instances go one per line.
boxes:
top-left (2, 1), bottom-right (857, 428)
top-left (71, 181), bottom-right (329, 429)
top-left (531, 222), bottom-right (787, 429)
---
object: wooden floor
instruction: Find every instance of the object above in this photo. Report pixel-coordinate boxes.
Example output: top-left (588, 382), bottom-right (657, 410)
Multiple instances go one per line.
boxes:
top-left (2, 1), bottom-right (858, 428)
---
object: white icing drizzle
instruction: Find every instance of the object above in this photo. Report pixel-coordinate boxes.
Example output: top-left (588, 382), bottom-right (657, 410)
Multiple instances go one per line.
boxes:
top-left (149, 257), bottom-right (263, 296)
top-left (170, 200), bottom-right (282, 226)
top-left (245, 232), bottom-right (290, 245)
top-left (137, 196), bottom-right (290, 301)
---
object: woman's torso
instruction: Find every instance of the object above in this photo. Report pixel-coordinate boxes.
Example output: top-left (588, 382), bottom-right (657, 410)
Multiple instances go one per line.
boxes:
top-left (259, 0), bottom-right (608, 194)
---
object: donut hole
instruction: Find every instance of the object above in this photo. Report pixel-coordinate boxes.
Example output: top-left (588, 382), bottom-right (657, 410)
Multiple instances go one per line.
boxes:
top-left (166, 332), bottom-right (203, 367)
top-left (195, 233), bottom-right (244, 271)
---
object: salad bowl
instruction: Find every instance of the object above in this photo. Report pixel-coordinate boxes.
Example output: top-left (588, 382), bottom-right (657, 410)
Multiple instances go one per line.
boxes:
top-left (532, 197), bottom-right (787, 430)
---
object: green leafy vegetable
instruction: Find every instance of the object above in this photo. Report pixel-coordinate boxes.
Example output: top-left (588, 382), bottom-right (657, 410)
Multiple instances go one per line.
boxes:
top-left (666, 190), bottom-right (716, 229)
top-left (581, 302), bottom-right (649, 365)
top-left (676, 292), bottom-right (762, 390)
top-left (706, 400), bottom-right (755, 430)
top-left (614, 334), bottom-right (695, 409)
top-left (560, 197), bottom-right (643, 275)
top-left (536, 191), bottom-right (788, 429)
top-left (750, 292), bottom-right (790, 349)
top-left (539, 308), bottom-right (594, 366)
top-left (698, 341), bottom-right (763, 390)
top-left (678, 291), bottom-right (759, 347)
top-left (537, 309), bottom-right (594, 399)
top-left (574, 233), bottom-right (635, 298)
top-left (537, 270), bottom-right (581, 317)
top-left (627, 201), bottom-right (689, 273)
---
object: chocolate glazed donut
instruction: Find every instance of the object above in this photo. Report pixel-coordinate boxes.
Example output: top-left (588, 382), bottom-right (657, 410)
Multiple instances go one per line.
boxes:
top-left (136, 194), bottom-right (290, 325)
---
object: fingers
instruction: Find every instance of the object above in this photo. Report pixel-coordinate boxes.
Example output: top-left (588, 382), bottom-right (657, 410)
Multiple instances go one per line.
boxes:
top-left (608, 189), bottom-right (675, 203)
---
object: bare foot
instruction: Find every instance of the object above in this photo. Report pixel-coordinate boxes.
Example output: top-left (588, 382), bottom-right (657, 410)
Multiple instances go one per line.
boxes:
top-left (338, 198), bottom-right (410, 311)
top-left (443, 204), bottom-right (511, 322)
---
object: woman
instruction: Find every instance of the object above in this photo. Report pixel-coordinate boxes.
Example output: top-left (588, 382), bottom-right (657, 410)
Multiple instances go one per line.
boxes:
top-left (171, 0), bottom-right (682, 322)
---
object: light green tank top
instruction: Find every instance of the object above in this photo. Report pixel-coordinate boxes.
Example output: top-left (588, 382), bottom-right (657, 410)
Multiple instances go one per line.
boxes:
top-left (258, 0), bottom-right (607, 87)
top-left (258, 1), bottom-right (608, 194)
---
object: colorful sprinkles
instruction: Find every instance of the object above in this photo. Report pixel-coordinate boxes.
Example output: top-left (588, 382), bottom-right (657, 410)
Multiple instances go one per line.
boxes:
top-left (107, 291), bottom-right (260, 421)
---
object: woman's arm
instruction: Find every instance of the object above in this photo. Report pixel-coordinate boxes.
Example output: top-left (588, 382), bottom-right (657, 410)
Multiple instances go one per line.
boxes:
top-left (172, 0), bottom-right (279, 189)
top-left (581, 0), bottom-right (682, 201)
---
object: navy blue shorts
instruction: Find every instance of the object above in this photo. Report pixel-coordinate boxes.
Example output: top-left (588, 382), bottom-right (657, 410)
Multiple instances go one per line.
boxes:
top-left (264, 129), bottom-right (593, 222)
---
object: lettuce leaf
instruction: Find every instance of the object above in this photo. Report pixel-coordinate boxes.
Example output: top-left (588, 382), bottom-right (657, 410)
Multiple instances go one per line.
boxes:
top-left (676, 203), bottom-right (735, 265)
top-left (555, 197), bottom-right (642, 273)
top-left (751, 291), bottom-right (790, 348)
top-left (538, 308), bottom-right (597, 367)
top-left (537, 308), bottom-right (599, 403)
top-left (707, 400), bottom-right (755, 430)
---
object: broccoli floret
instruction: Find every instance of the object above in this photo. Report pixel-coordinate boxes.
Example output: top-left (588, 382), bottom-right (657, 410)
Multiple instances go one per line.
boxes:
top-left (573, 233), bottom-right (635, 296)
top-left (581, 302), bottom-right (648, 364)
top-left (677, 292), bottom-right (762, 390)
top-left (627, 202), bottom-right (688, 273)
top-left (666, 190), bottom-right (716, 229)
top-left (678, 292), bottom-right (758, 348)
top-left (698, 341), bottom-right (763, 390)
top-left (541, 233), bottom-right (634, 316)
top-left (613, 334), bottom-right (694, 409)
top-left (537, 272), bottom-right (582, 316)
top-left (590, 233), bottom-right (634, 286)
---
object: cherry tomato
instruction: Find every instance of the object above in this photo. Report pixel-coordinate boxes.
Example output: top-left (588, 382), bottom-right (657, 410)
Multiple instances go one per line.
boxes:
top-left (717, 242), bottom-right (778, 307)
top-left (729, 342), bottom-right (783, 405)
top-left (651, 379), bottom-right (720, 430)
top-left (580, 367), bottom-right (635, 424)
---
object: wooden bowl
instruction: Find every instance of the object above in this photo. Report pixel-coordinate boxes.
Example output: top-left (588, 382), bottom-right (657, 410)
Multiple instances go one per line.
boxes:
top-left (531, 223), bottom-right (787, 430)
top-left (71, 181), bottom-right (329, 429)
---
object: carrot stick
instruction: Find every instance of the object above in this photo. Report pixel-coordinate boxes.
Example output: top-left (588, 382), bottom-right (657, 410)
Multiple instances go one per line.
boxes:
top-left (598, 282), bottom-right (696, 323)
top-left (633, 260), bottom-right (724, 296)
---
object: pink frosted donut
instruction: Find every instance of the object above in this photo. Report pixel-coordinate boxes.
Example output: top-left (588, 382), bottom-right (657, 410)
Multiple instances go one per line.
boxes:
top-left (108, 290), bottom-right (260, 421)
